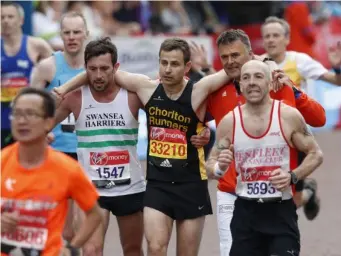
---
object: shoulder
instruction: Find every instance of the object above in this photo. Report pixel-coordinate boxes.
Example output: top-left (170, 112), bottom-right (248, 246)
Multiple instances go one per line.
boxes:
top-left (1, 143), bottom-right (17, 163)
top-left (280, 102), bottom-right (303, 125)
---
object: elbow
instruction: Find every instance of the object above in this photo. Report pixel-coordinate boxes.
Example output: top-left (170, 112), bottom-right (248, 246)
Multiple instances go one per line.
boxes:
top-left (316, 149), bottom-right (324, 167)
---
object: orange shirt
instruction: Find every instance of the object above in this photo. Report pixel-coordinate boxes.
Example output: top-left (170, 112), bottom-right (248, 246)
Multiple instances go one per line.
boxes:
top-left (1, 143), bottom-right (99, 256)
top-left (207, 83), bottom-right (297, 193)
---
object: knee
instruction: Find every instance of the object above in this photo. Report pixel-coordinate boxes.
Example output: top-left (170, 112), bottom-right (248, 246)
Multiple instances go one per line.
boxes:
top-left (82, 242), bottom-right (104, 256)
top-left (147, 240), bottom-right (167, 255)
top-left (122, 241), bottom-right (143, 256)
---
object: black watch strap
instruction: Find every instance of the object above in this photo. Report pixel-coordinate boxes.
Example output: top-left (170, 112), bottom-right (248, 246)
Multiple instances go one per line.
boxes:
top-left (66, 242), bottom-right (81, 256)
top-left (290, 172), bottom-right (298, 185)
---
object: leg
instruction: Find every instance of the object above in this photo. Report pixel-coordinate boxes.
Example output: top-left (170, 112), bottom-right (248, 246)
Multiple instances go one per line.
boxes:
top-left (216, 191), bottom-right (237, 256)
top-left (77, 205), bottom-right (110, 256)
top-left (175, 216), bottom-right (205, 256)
top-left (229, 199), bottom-right (265, 256)
top-left (144, 207), bottom-right (173, 256)
top-left (117, 211), bottom-right (144, 256)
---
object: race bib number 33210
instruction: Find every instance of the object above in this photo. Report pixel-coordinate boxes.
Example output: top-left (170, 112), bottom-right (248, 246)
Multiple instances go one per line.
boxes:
top-left (149, 126), bottom-right (187, 159)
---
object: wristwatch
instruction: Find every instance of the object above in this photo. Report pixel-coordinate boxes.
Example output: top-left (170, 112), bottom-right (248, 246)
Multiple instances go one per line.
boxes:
top-left (66, 241), bottom-right (81, 256)
top-left (290, 172), bottom-right (299, 185)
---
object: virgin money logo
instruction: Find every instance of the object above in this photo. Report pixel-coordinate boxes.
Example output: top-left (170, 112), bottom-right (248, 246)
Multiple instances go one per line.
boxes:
top-left (150, 127), bottom-right (165, 141)
top-left (90, 152), bottom-right (108, 165)
top-left (241, 166), bottom-right (280, 182)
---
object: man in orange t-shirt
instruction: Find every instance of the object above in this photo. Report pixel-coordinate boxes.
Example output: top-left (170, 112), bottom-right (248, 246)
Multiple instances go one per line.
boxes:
top-left (1, 87), bottom-right (102, 256)
top-left (206, 29), bottom-right (326, 255)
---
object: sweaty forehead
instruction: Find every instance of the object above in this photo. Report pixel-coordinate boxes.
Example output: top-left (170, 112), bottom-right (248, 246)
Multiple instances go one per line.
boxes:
top-left (160, 50), bottom-right (184, 62)
top-left (2, 6), bottom-right (19, 15)
top-left (262, 23), bottom-right (286, 35)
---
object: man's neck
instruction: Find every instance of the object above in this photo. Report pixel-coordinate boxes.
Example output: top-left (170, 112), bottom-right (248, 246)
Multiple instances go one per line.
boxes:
top-left (3, 31), bottom-right (23, 46)
top-left (163, 79), bottom-right (187, 100)
top-left (271, 51), bottom-right (286, 64)
top-left (64, 51), bottom-right (84, 69)
top-left (18, 139), bottom-right (47, 169)
top-left (244, 97), bottom-right (273, 116)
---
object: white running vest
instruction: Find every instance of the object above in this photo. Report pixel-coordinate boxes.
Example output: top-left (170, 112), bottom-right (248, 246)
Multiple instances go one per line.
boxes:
top-left (75, 86), bottom-right (146, 197)
top-left (233, 100), bottom-right (295, 200)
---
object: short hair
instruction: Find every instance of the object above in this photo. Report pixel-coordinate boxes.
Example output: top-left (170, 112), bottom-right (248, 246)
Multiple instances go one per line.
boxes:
top-left (12, 87), bottom-right (56, 118)
top-left (216, 29), bottom-right (252, 51)
top-left (84, 37), bottom-right (118, 66)
top-left (60, 11), bottom-right (88, 30)
top-left (262, 16), bottom-right (290, 37)
top-left (159, 38), bottom-right (191, 64)
top-left (1, 1), bottom-right (25, 19)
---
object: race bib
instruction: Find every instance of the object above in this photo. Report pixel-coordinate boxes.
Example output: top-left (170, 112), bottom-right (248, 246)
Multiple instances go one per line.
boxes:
top-left (240, 165), bottom-right (282, 198)
top-left (1, 199), bottom-right (50, 254)
top-left (61, 114), bottom-right (76, 133)
top-left (149, 126), bottom-right (187, 159)
top-left (90, 150), bottom-right (131, 184)
top-left (1, 77), bottom-right (28, 102)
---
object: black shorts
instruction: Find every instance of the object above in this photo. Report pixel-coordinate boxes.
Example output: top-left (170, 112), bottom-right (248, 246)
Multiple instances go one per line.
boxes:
top-left (230, 197), bottom-right (300, 256)
top-left (63, 152), bottom-right (78, 160)
top-left (144, 179), bottom-right (212, 220)
top-left (98, 192), bottom-right (144, 216)
top-left (1, 129), bottom-right (14, 149)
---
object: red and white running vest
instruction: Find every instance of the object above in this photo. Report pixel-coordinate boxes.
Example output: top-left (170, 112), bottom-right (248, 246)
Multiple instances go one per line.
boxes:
top-left (233, 100), bottom-right (297, 200)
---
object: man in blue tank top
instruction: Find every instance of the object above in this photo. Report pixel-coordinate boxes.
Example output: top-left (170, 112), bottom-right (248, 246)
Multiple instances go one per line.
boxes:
top-left (1, 2), bottom-right (53, 148)
top-left (30, 11), bottom-right (89, 243)
top-left (31, 11), bottom-right (88, 159)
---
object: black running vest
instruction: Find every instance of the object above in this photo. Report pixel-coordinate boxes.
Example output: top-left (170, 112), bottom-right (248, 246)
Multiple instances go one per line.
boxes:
top-left (145, 81), bottom-right (207, 182)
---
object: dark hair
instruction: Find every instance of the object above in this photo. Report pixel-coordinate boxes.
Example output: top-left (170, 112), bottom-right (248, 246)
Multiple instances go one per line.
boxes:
top-left (84, 37), bottom-right (118, 66)
top-left (216, 29), bottom-right (252, 51)
top-left (12, 87), bottom-right (56, 118)
top-left (1, 1), bottom-right (25, 18)
top-left (159, 38), bottom-right (191, 64)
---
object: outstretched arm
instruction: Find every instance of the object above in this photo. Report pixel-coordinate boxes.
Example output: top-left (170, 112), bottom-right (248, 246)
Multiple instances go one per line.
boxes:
top-left (205, 112), bottom-right (234, 179)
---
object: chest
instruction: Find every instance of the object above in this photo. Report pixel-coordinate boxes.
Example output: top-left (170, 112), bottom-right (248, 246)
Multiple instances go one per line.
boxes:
top-left (242, 114), bottom-right (271, 137)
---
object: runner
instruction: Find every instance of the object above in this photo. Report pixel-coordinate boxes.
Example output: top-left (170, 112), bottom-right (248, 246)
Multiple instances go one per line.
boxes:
top-left (205, 29), bottom-right (326, 255)
top-left (261, 16), bottom-right (341, 219)
top-left (54, 37), bottom-right (233, 255)
top-left (30, 11), bottom-right (89, 242)
top-left (1, 1), bottom-right (53, 149)
top-left (206, 60), bottom-right (324, 256)
top-left (1, 87), bottom-right (102, 256)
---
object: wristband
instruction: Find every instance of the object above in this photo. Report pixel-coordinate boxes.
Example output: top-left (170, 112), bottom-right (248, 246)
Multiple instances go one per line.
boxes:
top-left (292, 86), bottom-right (302, 99)
top-left (214, 162), bottom-right (225, 178)
top-left (333, 67), bottom-right (341, 75)
top-left (201, 66), bottom-right (211, 73)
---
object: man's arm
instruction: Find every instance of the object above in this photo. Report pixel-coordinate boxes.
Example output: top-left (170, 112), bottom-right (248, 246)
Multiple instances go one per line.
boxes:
top-left (320, 71), bottom-right (341, 86)
top-left (53, 97), bottom-right (73, 127)
top-left (289, 108), bottom-right (324, 180)
top-left (30, 57), bottom-right (55, 89)
top-left (205, 112), bottom-right (234, 179)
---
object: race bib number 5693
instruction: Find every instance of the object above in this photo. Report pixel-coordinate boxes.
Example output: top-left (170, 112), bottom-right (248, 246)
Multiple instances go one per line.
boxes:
top-left (149, 127), bottom-right (187, 159)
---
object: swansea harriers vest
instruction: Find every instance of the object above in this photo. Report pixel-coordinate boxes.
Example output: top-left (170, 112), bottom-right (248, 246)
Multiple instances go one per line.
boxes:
top-left (75, 86), bottom-right (145, 197)
top-left (233, 100), bottom-right (297, 200)
top-left (145, 81), bottom-right (207, 182)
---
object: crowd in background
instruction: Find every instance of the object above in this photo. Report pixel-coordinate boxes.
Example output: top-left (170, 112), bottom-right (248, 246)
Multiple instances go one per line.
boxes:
top-left (32, 1), bottom-right (341, 55)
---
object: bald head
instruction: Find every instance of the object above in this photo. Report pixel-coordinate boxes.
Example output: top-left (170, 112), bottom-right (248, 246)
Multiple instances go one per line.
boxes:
top-left (241, 60), bottom-right (271, 81)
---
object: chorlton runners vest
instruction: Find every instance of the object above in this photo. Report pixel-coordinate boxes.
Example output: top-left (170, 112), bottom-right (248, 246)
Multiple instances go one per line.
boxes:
top-left (145, 80), bottom-right (207, 182)
top-left (233, 100), bottom-right (297, 200)
top-left (75, 86), bottom-right (145, 197)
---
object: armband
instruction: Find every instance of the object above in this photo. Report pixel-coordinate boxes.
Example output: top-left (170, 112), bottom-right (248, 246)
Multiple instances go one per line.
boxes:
top-left (214, 162), bottom-right (225, 178)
